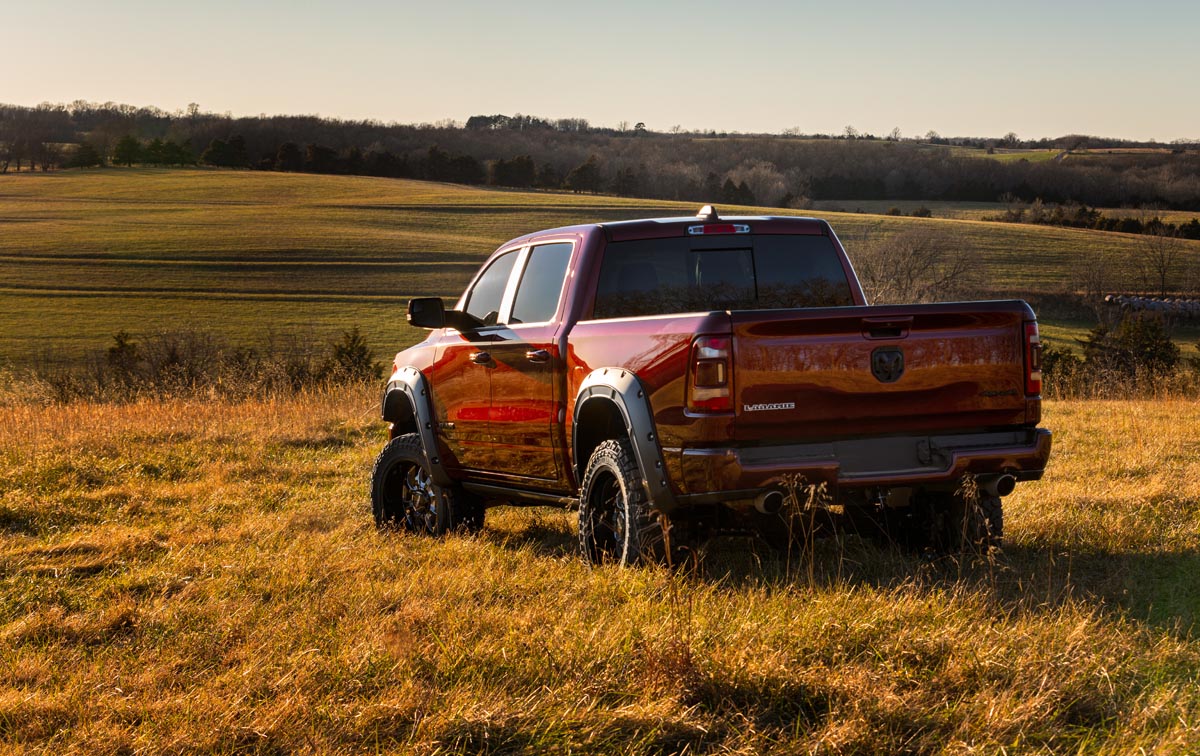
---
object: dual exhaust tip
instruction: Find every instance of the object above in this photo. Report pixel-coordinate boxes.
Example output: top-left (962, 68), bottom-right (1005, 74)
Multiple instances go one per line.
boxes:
top-left (752, 474), bottom-right (1015, 515)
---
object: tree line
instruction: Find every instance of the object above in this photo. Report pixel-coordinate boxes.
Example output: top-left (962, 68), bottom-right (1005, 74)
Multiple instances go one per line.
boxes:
top-left (3, 101), bottom-right (1200, 210)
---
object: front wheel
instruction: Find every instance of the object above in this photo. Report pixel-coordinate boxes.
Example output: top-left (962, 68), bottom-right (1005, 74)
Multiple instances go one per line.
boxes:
top-left (370, 434), bottom-right (483, 534)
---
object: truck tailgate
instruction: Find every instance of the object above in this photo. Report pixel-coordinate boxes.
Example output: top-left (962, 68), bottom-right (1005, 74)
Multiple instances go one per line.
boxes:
top-left (730, 300), bottom-right (1033, 442)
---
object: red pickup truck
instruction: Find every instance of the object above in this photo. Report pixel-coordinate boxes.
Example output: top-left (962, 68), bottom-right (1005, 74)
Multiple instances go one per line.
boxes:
top-left (372, 206), bottom-right (1051, 563)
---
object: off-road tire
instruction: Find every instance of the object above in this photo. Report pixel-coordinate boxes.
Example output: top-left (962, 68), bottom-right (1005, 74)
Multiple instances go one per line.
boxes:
top-left (893, 492), bottom-right (1003, 554)
top-left (578, 439), bottom-right (668, 566)
top-left (370, 433), bottom-right (484, 534)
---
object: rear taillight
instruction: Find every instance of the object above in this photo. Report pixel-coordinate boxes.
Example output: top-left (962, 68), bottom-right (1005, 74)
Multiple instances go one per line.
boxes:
top-left (1024, 321), bottom-right (1042, 395)
top-left (688, 335), bottom-right (733, 413)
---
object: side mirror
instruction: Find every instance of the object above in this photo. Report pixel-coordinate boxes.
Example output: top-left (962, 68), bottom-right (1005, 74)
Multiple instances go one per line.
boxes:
top-left (407, 297), bottom-right (446, 329)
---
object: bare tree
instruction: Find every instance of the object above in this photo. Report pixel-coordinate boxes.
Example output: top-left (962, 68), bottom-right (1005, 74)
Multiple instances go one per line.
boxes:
top-left (1069, 246), bottom-right (1117, 323)
top-left (848, 224), bottom-right (977, 304)
top-left (1134, 208), bottom-right (1186, 296)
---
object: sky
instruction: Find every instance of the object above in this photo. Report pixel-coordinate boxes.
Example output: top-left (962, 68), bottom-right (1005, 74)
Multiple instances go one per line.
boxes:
top-left (5, 0), bottom-right (1199, 141)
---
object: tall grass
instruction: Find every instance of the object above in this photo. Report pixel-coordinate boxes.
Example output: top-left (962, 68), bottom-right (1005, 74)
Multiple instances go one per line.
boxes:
top-left (0, 393), bottom-right (1197, 753)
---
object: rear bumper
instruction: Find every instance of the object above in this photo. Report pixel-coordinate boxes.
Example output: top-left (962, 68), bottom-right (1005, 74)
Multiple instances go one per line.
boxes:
top-left (676, 427), bottom-right (1051, 496)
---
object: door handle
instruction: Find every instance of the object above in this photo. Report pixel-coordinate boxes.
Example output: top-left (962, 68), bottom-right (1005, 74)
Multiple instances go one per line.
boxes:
top-left (525, 349), bottom-right (550, 363)
top-left (469, 351), bottom-right (492, 364)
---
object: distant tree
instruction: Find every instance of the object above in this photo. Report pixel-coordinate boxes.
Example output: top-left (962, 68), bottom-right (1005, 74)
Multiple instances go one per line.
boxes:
top-left (113, 135), bottom-right (142, 166)
top-left (611, 166), bottom-right (639, 196)
top-left (200, 138), bottom-right (227, 166)
top-left (888, 127), bottom-right (902, 141)
top-left (1137, 223), bottom-right (1185, 296)
top-left (634, 122), bottom-right (646, 134)
top-left (323, 327), bottom-right (382, 381)
top-left (163, 140), bottom-right (195, 166)
top-left (344, 146), bottom-right (364, 175)
top-left (67, 141), bottom-right (103, 168)
top-left (566, 154), bottom-right (603, 193)
top-left (851, 225), bottom-right (975, 304)
top-left (1082, 315), bottom-right (1179, 380)
top-left (364, 149), bottom-right (406, 178)
top-left (1002, 131), bottom-right (1020, 148)
top-left (535, 162), bottom-right (563, 189)
top-left (491, 155), bottom-right (536, 187)
top-left (202, 136), bottom-right (248, 167)
top-left (143, 138), bottom-right (166, 165)
top-left (304, 143), bottom-right (339, 173)
top-left (720, 177), bottom-right (739, 204)
top-left (275, 142), bottom-right (303, 171)
top-left (736, 180), bottom-right (756, 205)
top-left (447, 154), bottom-right (484, 184)
top-left (32, 141), bottom-right (62, 172)
top-left (423, 145), bottom-right (451, 180)
top-left (226, 135), bottom-right (248, 167)
top-left (466, 114), bottom-right (509, 130)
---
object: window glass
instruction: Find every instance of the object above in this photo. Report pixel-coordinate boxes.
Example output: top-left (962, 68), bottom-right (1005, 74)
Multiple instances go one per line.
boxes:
top-left (510, 242), bottom-right (572, 324)
top-left (752, 236), bottom-right (855, 309)
top-left (464, 250), bottom-right (518, 324)
top-left (592, 235), bottom-right (852, 319)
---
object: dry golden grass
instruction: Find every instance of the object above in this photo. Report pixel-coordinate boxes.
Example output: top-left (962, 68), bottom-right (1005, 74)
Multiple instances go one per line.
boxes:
top-left (1, 393), bottom-right (1198, 754)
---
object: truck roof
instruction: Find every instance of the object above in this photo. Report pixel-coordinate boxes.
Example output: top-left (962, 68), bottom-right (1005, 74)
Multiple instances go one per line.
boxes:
top-left (500, 208), bottom-right (830, 247)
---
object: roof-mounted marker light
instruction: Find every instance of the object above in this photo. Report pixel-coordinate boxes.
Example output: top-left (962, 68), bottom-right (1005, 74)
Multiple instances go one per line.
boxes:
top-left (687, 223), bottom-right (750, 235)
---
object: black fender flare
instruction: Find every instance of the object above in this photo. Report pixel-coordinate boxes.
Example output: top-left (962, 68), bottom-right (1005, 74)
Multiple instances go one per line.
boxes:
top-left (381, 366), bottom-right (453, 487)
top-left (573, 367), bottom-right (678, 513)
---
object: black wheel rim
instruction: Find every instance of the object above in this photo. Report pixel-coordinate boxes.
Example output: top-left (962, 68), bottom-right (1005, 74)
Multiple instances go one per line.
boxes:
top-left (381, 458), bottom-right (438, 533)
top-left (587, 471), bottom-right (626, 561)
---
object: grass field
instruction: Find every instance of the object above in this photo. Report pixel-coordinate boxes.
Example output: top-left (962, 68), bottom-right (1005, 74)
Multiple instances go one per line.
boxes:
top-left (810, 199), bottom-right (1200, 225)
top-left (0, 390), bottom-right (1196, 753)
top-left (2, 168), bottom-right (1199, 365)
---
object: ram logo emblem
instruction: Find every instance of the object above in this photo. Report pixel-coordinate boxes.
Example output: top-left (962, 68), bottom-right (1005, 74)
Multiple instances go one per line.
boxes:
top-left (871, 347), bottom-right (905, 383)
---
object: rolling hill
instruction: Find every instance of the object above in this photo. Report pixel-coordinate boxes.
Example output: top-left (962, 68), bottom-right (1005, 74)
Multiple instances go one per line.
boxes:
top-left (2, 168), bottom-right (1198, 364)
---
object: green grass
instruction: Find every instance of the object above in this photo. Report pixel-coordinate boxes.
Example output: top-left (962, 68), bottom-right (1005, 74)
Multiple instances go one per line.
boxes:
top-left (2, 168), bottom-right (1198, 365)
top-left (945, 146), bottom-right (1062, 163)
top-left (1038, 317), bottom-right (1200, 356)
top-left (0, 391), bottom-right (1196, 752)
top-left (811, 199), bottom-right (1200, 224)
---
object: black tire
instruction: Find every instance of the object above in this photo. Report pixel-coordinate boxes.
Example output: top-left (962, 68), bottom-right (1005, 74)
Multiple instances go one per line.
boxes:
top-left (578, 439), bottom-right (666, 566)
top-left (370, 434), bottom-right (484, 535)
top-left (895, 491), bottom-right (1003, 554)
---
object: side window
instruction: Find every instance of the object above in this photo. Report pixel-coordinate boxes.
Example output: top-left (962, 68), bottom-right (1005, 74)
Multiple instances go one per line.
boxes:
top-left (464, 250), bottom-right (519, 325)
top-left (510, 243), bottom-right (573, 324)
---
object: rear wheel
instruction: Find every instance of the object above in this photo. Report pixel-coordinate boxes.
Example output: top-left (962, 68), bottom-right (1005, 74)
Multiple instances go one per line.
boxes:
top-left (899, 491), bottom-right (1003, 554)
top-left (578, 439), bottom-right (668, 566)
top-left (370, 434), bottom-right (484, 534)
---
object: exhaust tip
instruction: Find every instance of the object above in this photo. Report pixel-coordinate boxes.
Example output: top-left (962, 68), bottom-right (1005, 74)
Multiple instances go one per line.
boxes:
top-left (755, 490), bottom-right (785, 515)
top-left (995, 474), bottom-right (1016, 497)
top-left (981, 474), bottom-right (1017, 497)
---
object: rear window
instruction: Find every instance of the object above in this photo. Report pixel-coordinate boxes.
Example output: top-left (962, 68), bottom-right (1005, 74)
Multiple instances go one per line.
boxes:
top-left (592, 234), bottom-right (853, 319)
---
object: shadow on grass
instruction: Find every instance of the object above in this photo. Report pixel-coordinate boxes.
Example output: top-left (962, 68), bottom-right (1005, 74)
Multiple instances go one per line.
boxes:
top-left (485, 508), bottom-right (1199, 635)
top-left (433, 713), bottom-right (713, 755)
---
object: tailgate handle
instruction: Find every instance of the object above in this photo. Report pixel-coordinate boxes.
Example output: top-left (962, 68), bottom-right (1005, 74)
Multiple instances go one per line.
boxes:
top-left (862, 317), bottom-right (911, 339)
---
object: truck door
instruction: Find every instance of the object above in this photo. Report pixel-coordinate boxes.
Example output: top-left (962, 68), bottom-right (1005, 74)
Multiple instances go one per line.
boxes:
top-left (486, 242), bottom-right (574, 485)
top-left (432, 249), bottom-right (520, 471)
